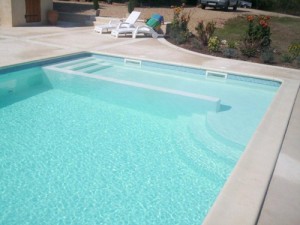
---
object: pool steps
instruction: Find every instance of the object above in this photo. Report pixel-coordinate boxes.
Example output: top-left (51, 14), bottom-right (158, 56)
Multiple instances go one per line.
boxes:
top-left (56, 58), bottom-right (92, 68)
top-left (71, 62), bottom-right (99, 71)
top-left (80, 64), bottom-right (112, 73)
top-left (173, 115), bottom-right (240, 183)
top-left (43, 57), bottom-right (221, 112)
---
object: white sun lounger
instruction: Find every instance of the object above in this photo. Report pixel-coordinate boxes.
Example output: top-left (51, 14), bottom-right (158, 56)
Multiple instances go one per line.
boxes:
top-left (133, 25), bottom-right (160, 38)
top-left (111, 25), bottom-right (161, 39)
top-left (111, 26), bottom-right (136, 38)
top-left (94, 11), bottom-right (141, 34)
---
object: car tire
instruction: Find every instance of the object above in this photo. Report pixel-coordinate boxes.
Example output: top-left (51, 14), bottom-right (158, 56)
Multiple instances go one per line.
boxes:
top-left (201, 4), bottom-right (206, 9)
top-left (233, 4), bottom-right (237, 11)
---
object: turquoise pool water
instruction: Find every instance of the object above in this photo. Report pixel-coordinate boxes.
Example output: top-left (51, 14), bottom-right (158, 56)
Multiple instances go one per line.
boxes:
top-left (0, 54), bottom-right (279, 224)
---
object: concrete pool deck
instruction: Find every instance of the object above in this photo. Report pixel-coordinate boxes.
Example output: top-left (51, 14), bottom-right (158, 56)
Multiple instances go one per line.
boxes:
top-left (0, 24), bottom-right (299, 225)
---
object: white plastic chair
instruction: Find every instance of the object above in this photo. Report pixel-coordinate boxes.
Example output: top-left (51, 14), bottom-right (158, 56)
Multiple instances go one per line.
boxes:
top-left (133, 25), bottom-right (160, 38)
top-left (111, 14), bottom-right (165, 39)
top-left (111, 25), bottom-right (161, 39)
top-left (94, 11), bottom-right (141, 34)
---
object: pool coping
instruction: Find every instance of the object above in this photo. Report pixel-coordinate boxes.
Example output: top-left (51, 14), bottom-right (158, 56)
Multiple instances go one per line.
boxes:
top-left (203, 79), bottom-right (299, 225)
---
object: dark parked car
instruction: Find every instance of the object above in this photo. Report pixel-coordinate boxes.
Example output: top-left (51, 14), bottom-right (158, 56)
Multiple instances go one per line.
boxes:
top-left (239, 0), bottom-right (252, 8)
top-left (198, 0), bottom-right (239, 11)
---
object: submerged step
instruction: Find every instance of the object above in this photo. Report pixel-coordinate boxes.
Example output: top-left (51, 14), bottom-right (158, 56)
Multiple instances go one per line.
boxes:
top-left (72, 63), bottom-right (99, 71)
top-left (54, 58), bottom-right (110, 72)
top-left (55, 58), bottom-right (92, 68)
top-left (87, 64), bottom-right (112, 73)
top-left (64, 60), bottom-right (101, 70)
top-left (79, 63), bottom-right (112, 73)
top-left (43, 66), bottom-right (221, 112)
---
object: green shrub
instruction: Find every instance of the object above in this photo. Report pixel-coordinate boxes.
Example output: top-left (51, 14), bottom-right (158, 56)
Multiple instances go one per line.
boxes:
top-left (174, 31), bottom-right (190, 44)
top-left (195, 21), bottom-right (216, 46)
top-left (281, 53), bottom-right (294, 63)
top-left (261, 47), bottom-right (275, 64)
top-left (208, 36), bottom-right (221, 52)
top-left (170, 6), bottom-right (191, 44)
top-left (227, 40), bottom-right (238, 49)
top-left (223, 48), bottom-right (238, 58)
top-left (241, 15), bottom-right (272, 57)
top-left (191, 38), bottom-right (203, 50)
top-left (240, 45), bottom-right (257, 57)
top-left (288, 42), bottom-right (300, 59)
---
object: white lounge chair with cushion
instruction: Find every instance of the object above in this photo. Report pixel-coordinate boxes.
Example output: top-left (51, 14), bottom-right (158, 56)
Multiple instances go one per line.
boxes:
top-left (94, 11), bottom-right (141, 34)
top-left (111, 27), bottom-right (136, 38)
top-left (111, 24), bottom-right (160, 38)
top-left (133, 25), bottom-right (160, 38)
top-left (111, 13), bottom-right (164, 39)
top-left (133, 14), bottom-right (164, 38)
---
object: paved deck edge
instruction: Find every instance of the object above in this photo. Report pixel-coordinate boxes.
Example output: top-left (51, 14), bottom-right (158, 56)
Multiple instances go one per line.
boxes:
top-left (202, 79), bottom-right (300, 225)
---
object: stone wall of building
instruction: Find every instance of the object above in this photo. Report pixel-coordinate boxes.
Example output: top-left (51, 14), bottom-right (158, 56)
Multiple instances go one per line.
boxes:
top-left (0, 0), bottom-right (13, 27)
top-left (0, 0), bottom-right (53, 27)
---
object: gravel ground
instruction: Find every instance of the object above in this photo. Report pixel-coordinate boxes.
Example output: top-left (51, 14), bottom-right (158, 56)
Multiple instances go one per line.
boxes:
top-left (54, 1), bottom-right (299, 34)
top-left (54, 1), bottom-right (297, 28)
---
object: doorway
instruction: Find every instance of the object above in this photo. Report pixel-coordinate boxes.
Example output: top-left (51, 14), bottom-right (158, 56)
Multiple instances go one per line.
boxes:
top-left (25, 0), bottom-right (41, 23)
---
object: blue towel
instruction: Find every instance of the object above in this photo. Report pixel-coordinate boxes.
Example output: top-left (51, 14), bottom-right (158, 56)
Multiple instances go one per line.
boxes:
top-left (151, 14), bottom-right (164, 24)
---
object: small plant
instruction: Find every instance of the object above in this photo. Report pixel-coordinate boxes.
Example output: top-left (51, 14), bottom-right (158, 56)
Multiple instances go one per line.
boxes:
top-left (208, 36), bottom-right (221, 52)
top-left (241, 46), bottom-right (257, 57)
top-left (288, 42), bottom-right (300, 59)
top-left (223, 48), bottom-right (238, 58)
top-left (281, 53), bottom-right (294, 63)
top-left (222, 40), bottom-right (238, 58)
top-left (169, 6), bottom-right (191, 44)
top-left (191, 37), bottom-right (203, 50)
top-left (227, 40), bottom-right (238, 49)
top-left (195, 21), bottom-right (216, 46)
top-left (241, 15), bottom-right (272, 57)
top-left (280, 42), bottom-right (300, 64)
top-left (261, 47), bottom-right (275, 64)
top-left (174, 32), bottom-right (190, 44)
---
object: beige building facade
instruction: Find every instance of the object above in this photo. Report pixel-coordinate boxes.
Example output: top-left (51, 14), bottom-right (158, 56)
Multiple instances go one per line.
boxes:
top-left (0, 0), bottom-right (53, 27)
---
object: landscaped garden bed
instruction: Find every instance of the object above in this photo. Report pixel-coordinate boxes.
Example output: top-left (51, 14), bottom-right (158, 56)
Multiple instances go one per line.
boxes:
top-left (166, 6), bottom-right (300, 69)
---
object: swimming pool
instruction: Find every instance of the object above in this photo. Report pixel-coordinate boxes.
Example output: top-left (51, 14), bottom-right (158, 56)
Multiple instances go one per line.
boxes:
top-left (0, 53), bottom-right (280, 224)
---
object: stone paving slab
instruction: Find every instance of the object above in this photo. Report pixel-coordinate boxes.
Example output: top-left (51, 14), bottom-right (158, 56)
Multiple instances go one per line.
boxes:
top-left (257, 88), bottom-right (300, 225)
